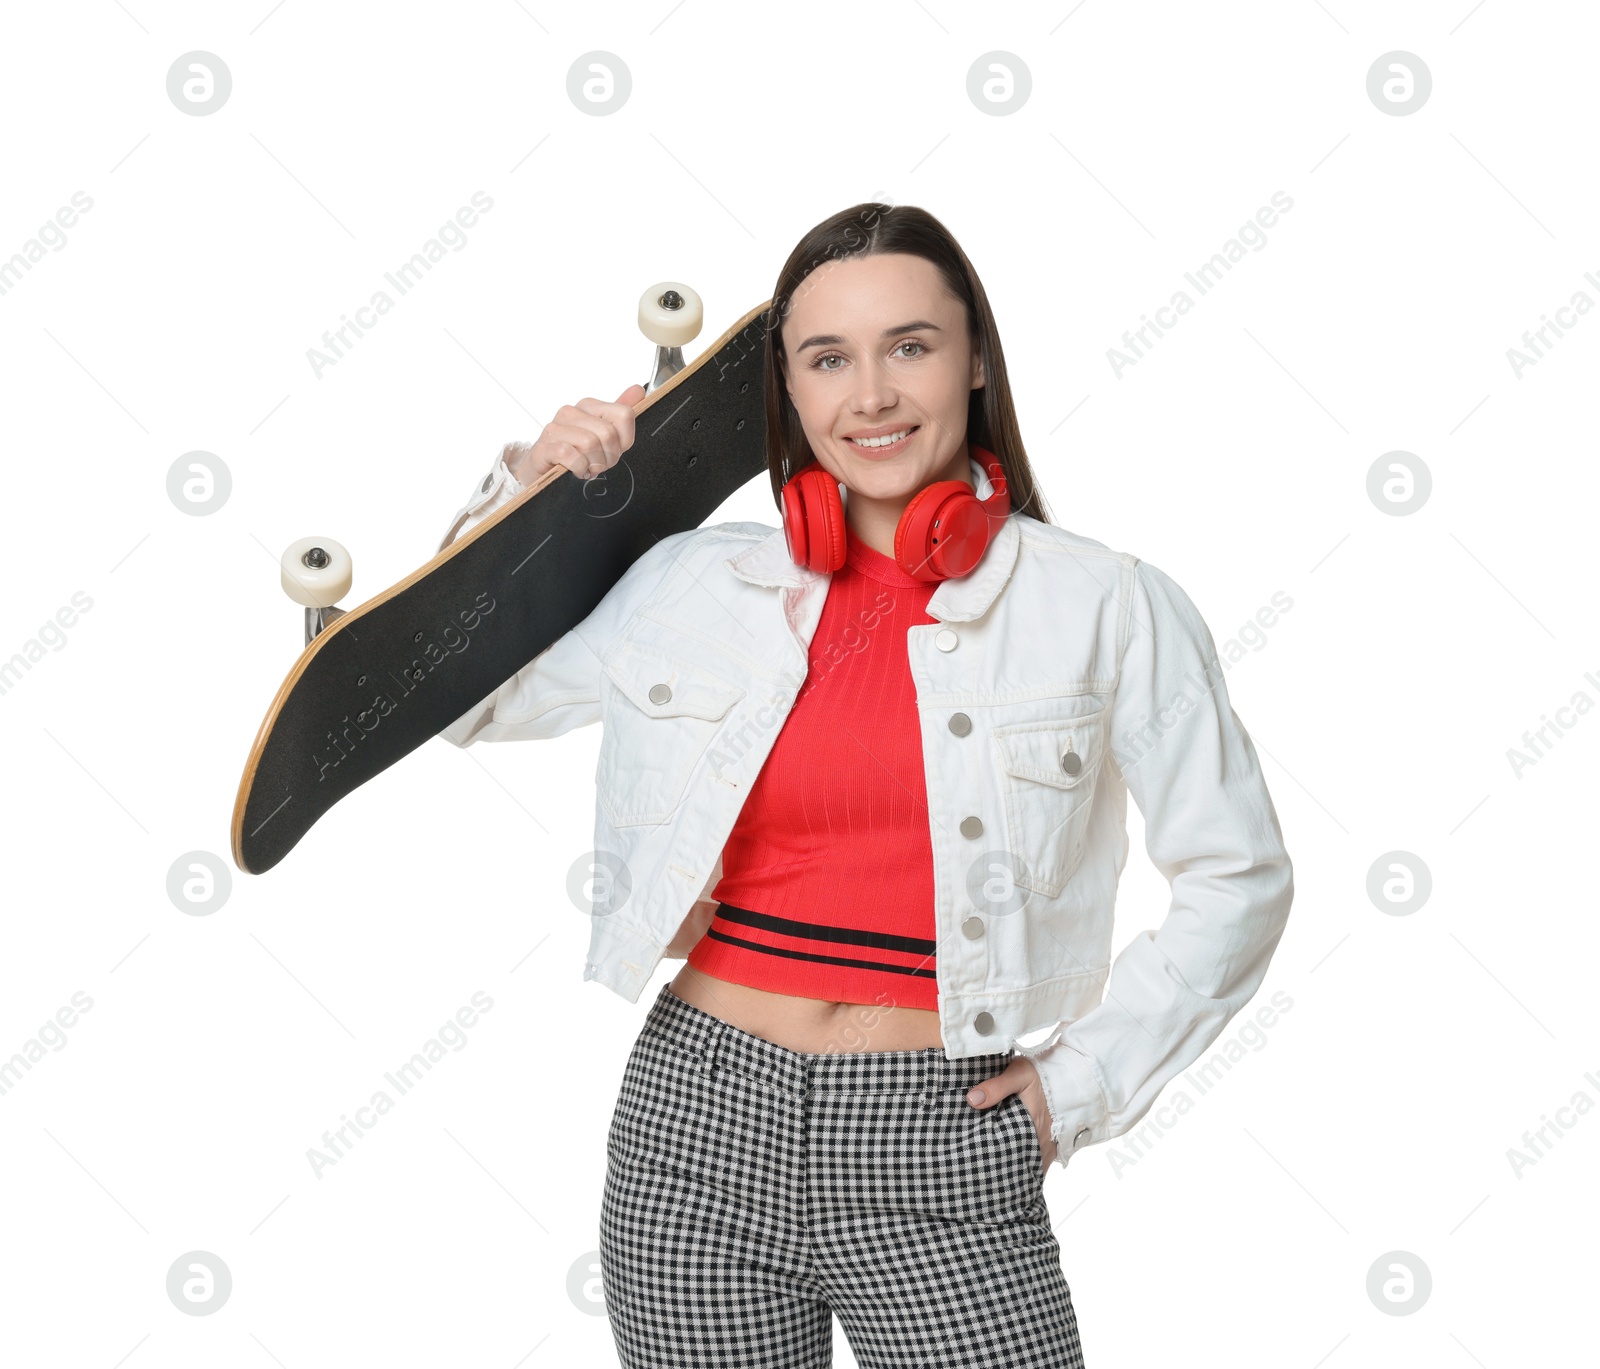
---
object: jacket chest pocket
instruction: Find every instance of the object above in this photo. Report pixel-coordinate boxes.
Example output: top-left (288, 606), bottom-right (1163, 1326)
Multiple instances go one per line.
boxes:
top-left (596, 642), bottom-right (745, 827)
top-left (993, 709), bottom-right (1104, 897)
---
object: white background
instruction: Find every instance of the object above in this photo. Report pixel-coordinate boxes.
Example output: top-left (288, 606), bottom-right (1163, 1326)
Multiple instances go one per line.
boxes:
top-left (1, 1), bottom-right (1595, 1364)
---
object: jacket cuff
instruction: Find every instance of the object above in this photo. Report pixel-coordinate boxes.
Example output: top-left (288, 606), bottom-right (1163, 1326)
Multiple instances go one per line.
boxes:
top-left (439, 454), bottom-right (526, 551)
top-left (583, 916), bottom-right (665, 1004)
top-left (468, 453), bottom-right (524, 512)
top-left (1017, 1035), bottom-right (1110, 1168)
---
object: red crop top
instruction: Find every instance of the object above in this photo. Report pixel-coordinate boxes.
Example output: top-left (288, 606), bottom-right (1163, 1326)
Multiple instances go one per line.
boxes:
top-left (685, 524), bottom-right (941, 1010)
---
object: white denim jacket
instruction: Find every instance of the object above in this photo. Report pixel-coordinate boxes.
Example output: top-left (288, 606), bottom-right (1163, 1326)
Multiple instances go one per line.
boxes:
top-left (438, 455), bottom-right (1294, 1167)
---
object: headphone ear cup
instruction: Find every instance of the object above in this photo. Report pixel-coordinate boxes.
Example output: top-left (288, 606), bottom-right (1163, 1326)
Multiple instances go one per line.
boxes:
top-left (781, 476), bottom-right (811, 568)
top-left (894, 479), bottom-right (974, 581)
top-left (892, 482), bottom-right (938, 578)
top-left (784, 464), bottom-right (846, 572)
top-left (804, 467), bottom-right (847, 572)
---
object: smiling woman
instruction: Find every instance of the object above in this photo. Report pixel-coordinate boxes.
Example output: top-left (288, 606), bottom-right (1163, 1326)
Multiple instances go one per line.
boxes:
top-left (437, 200), bottom-right (1293, 1369)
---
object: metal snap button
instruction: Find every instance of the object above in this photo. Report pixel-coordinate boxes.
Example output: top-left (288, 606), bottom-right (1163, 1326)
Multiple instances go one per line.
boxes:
top-left (1072, 1126), bottom-right (1091, 1149)
top-left (481, 473), bottom-right (494, 493)
top-left (962, 915), bottom-right (984, 939)
top-left (948, 712), bottom-right (972, 736)
top-left (648, 683), bottom-right (672, 705)
top-left (1061, 749), bottom-right (1082, 776)
top-left (935, 628), bottom-right (958, 652)
top-left (974, 1010), bottom-right (995, 1035)
top-left (959, 815), bottom-right (984, 839)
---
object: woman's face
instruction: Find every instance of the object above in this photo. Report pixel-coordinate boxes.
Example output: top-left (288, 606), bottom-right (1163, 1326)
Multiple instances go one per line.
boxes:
top-left (779, 252), bottom-right (985, 505)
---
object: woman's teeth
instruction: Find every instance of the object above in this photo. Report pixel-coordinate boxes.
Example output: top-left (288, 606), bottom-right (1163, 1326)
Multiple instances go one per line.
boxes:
top-left (848, 428), bottom-right (914, 448)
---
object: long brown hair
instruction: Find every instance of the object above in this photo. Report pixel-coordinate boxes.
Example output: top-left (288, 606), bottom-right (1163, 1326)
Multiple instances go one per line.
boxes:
top-left (761, 202), bottom-right (1053, 525)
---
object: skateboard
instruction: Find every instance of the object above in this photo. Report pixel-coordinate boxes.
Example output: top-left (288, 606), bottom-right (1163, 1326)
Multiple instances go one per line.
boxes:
top-left (232, 287), bottom-right (774, 874)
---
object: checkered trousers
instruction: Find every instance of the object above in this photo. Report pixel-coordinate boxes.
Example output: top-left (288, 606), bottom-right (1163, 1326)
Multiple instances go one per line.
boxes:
top-left (599, 983), bottom-right (1085, 1368)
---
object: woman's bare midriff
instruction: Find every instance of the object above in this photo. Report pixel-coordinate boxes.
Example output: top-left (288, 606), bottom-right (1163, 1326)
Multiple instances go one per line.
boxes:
top-left (668, 963), bottom-right (945, 1054)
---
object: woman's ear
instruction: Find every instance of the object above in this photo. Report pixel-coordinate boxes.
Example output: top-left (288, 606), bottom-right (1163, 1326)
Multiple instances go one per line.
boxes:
top-left (971, 346), bottom-right (986, 390)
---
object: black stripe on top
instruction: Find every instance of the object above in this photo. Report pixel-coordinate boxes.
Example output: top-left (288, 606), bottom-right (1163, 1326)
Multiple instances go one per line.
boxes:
top-left (705, 902), bottom-right (937, 980)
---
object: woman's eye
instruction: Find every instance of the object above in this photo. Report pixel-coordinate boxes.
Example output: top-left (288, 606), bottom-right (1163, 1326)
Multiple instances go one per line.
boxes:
top-left (812, 353), bottom-right (844, 371)
top-left (894, 340), bottom-right (927, 359)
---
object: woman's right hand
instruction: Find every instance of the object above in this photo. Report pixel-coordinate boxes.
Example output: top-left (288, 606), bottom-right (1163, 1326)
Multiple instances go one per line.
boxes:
top-left (501, 384), bottom-right (647, 486)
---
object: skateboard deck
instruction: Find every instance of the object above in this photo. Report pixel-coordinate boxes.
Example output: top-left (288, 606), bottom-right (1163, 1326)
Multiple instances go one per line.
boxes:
top-left (232, 299), bottom-right (774, 874)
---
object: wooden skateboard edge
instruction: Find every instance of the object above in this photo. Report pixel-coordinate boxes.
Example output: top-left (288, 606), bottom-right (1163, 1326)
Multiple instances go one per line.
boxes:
top-left (230, 298), bottom-right (776, 875)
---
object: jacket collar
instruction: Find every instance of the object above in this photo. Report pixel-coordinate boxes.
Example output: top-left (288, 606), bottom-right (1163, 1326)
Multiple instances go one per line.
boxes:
top-left (723, 456), bottom-right (1022, 623)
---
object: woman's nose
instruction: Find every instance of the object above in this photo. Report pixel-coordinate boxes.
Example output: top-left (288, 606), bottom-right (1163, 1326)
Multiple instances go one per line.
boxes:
top-left (845, 370), bottom-right (897, 415)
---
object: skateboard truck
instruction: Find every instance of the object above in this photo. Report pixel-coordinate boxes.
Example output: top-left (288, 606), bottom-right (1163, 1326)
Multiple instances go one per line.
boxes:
top-left (639, 281), bottom-right (703, 394)
top-left (280, 536), bottom-right (354, 645)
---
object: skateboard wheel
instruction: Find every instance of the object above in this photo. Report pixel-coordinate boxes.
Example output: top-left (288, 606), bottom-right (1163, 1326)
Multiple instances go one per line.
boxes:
top-left (638, 282), bottom-right (703, 348)
top-left (281, 536), bottom-right (353, 608)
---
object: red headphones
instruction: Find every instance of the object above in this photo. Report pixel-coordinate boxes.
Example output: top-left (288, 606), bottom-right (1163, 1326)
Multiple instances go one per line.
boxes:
top-left (781, 444), bottom-right (1010, 583)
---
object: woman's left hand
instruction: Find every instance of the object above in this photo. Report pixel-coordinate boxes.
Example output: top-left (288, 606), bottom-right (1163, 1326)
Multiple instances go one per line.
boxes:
top-left (967, 1057), bottom-right (1058, 1173)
